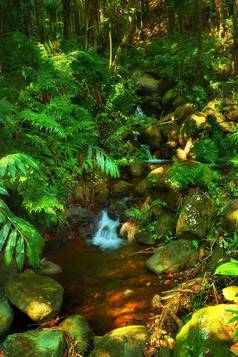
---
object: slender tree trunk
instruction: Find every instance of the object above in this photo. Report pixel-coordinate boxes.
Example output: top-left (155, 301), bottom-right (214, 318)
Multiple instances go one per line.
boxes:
top-left (63, 0), bottom-right (71, 40)
top-left (35, 0), bottom-right (44, 41)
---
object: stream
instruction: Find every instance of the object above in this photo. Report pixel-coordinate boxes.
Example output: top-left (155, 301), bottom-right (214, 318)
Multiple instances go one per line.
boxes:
top-left (46, 211), bottom-right (168, 335)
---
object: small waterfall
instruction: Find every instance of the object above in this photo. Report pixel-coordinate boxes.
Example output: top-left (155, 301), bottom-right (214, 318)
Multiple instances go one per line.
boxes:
top-left (91, 210), bottom-right (123, 250)
top-left (135, 105), bottom-right (144, 117)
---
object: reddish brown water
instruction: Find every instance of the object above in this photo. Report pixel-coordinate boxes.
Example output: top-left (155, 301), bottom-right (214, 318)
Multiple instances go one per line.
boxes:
top-left (47, 238), bottom-right (165, 335)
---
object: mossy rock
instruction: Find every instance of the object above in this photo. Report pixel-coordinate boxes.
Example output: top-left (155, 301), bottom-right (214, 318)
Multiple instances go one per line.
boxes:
top-left (0, 295), bottom-right (14, 336)
top-left (162, 88), bottom-right (177, 107)
top-left (129, 161), bottom-right (147, 177)
top-left (111, 180), bottom-right (133, 198)
top-left (134, 178), bottom-right (150, 196)
top-left (148, 165), bottom-right (182, 193)
top-left (181, 112), bottom-right (207, 139)
top-left (140, 94), bottom-right (162, 115)
top-left (141, 125), bottom-right (162, 150)
top-left (221, 199), bottom-right (238, 234)
top-left (176, 192), bottom-right (215, 240)
top-left (155, 213), bottom-right (177, 238)
top-left (174, 304), bottom-right (238, 357)
top-left (5, 270), bottom-right (64, 322)
top-left (89, 325), bottom-right (148, 357)
top-left (59, 315), bottom-right (93, 355)
top-left (174, 103), bottom-right (195, 121)
top-left (146, 240), bottom-right (199, 274)
top-left (172, 96), bottom-right (186, 109)
top-left (3, 329), bottom-right (65, 357)
top-left (136, 75), bottom-right (159, 94)
top-left (65, 205), bottom-right (94, 226)
top-left (136, 231), bottom-right (157, 245)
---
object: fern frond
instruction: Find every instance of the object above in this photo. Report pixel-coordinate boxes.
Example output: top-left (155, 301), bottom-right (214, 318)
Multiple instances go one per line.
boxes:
top-left (85, 147), bottom-right (120, 178)
top-left (20, 110), bottom-right (65, 137)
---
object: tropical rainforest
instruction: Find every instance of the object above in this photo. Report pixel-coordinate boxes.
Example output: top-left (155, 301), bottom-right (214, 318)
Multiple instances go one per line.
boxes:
top-left (2, 0), bottom-right (238, 356)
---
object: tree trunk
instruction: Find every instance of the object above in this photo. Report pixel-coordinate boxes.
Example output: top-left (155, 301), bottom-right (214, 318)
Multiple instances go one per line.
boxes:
top-left (63, 0), bottom-right (71, 40)
top-left (35, 0), bottom-right (44, 41)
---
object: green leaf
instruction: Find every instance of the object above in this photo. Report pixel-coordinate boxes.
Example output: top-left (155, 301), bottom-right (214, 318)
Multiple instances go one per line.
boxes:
top-left (0, 223), bottom-right (11, 251)
top-left (0, 187), bottom-right (9, 196)
top-left (15, 236), bottom-right (25, 271)
top-left (215, 262), bottom-right (238, 276)
top-left (4, 230), bottom-right (18, 266)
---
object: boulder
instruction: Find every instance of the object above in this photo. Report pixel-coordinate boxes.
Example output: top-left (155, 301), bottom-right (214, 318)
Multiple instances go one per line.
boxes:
top-left (136, 75), bottom-right (159, 94)
top-left (141, 125), bottom-right (162, 150)
top-left (160, 122), bottom-right (180, 143)
top-left (174, 304), bottom-right (238, 357)
top-left (111, 180), bottom-right (133, 198)
top-left (181, 112), bottom-right (207, 139)
top-left (5, 270), bottom-right (63, 322)
top-left (59, 315), bottom-right (93, 356)
top-left (136, 231), bottom-right (157, 245)
top-left (176, 192), bottom-right (215, 240)
top-left (94, 183), bottom-right (109, 205)
top-left (155, 213), bottom-right (177, 238)
top-left (3, 329), bottom-right (65, 357)
top-left (89, 325), bottom-right (148, 357)
top-left (172, 96), bottom-right (186, 109)
top-left (221, 199), bottom-right (238, 234)
top-left (119, 221), bottom-right (139, 242)
top-left (0, 295), bottom-right (14, 336)
top-left (134, 178), bottom-right (150, 196)
top-left (140, 94), bottom-right (162, 116)
top-left (148, 165), bottom-right (182, 193)
top-left (65, 205), bottom-right (93, 226)
top-left (162, 88), bottom-right (177, 107)
top-left (174, 103), bottom-right (195, 121)
top-left (128, 161), bottom-right (146, 177)
top-left (157, 78), bottom-right (174, 96)
top-left (108, 200), bottom-right (128, 221)
top-left (146, 240), bottom-right (199, 274)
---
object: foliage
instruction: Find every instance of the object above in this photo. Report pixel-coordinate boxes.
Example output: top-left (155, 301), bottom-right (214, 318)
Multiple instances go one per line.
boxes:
top-left (215, 260), bottom-right (238, 276)
top-left (168, 162), bottom-right (221, 193)
top-left (0, 187), bottom-right (43, 271)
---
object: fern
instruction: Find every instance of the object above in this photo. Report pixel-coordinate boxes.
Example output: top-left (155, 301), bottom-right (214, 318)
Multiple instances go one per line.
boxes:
top-left (20, 110), bottom-right (65, 137)
top-left (85, 147), bottom-right (120, 178)
top-left (0, 192), bottom-right (43, 270)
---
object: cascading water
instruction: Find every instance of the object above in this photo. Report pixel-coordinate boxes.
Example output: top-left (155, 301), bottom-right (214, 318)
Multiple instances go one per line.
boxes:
top-left (91, 210), bottom-right (123, 250)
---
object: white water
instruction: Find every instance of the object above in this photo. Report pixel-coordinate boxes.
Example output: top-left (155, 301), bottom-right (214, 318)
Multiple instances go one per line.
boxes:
top-left (91, 210), bottom-right (123, 250)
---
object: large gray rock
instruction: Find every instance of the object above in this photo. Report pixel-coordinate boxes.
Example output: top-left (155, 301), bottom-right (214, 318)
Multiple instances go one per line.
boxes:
top-left (0, 295), bottom-right (14, 336)
top-left (174, 304), bottom-right (238, 357)
top-left (59, 315), bottom-right (93, 356)
top-left (89, 325), bottom-right (147, 357)
top-left (146, 240), bottom-right (199, 274)
top-left (5, 270), bottom-right (63, 322)
top-left (176, 192), bottom-right (215, 240)
top-left (3, 329), bottom-right (65, 357)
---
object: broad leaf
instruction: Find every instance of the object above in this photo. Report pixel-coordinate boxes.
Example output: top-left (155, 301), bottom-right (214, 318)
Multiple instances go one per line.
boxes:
top-left (215, 262), bottom-right (238, 276)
